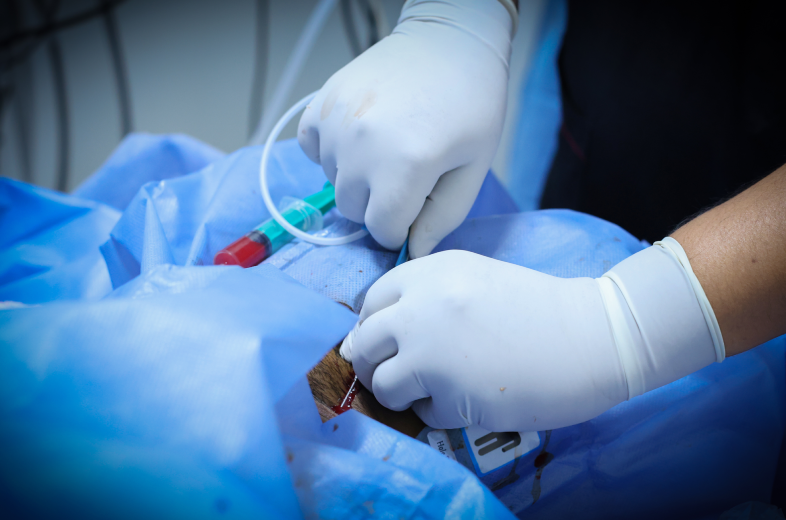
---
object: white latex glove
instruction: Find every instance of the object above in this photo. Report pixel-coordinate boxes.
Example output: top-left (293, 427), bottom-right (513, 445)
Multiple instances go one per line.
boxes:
top-left (298, 0), bottom-right (516, 258)
top-left (342, 238), bottom-right (725, 432)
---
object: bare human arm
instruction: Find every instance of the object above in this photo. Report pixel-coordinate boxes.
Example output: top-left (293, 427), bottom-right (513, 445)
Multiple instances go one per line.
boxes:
top-left (672, 164), bottom-right (786, 356)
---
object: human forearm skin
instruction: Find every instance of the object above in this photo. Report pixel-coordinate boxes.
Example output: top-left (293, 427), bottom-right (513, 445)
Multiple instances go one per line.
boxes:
top-left (671, 164), bottom-right (786, 356)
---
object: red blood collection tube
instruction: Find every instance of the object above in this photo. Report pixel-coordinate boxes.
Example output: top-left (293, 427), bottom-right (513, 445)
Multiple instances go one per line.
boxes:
top-left (214, 183), bottom-right (336, 268)
top-left (213, 231), bottom-right (272, 268)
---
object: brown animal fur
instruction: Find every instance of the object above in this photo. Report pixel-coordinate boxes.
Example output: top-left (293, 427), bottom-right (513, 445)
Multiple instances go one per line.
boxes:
top-left (307, 345), bottom-right (425, 438)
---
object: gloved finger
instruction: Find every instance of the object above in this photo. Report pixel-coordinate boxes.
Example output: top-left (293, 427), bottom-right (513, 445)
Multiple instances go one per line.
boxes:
top-left (334, 168), bottom-right (369, 223)
top-left (411, 397), bottom-right (471, 430)
top-left (338, 319), bottom-right (360, 363)
top-left (317, 124), bottom-right (339, 186)
top-left (351, 304), bottom-right (400, 388)
top-left (358, 259), bottom-right (416, 322)
top-left (297, 97), bottom-right (322, 165)
top-left (408, 162), bottom-right (488, 259)
top-left (363, 171), bottom-right (436, 251)
top-left (370, 355), bottom-right (429, 411)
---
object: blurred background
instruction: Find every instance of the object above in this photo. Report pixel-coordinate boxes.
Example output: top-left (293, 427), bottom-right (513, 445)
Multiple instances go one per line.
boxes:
top-left (0, 0), bottom-right (546, 193)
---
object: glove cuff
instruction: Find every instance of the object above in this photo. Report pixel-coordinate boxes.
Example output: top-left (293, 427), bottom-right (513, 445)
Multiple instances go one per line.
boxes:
top-left (398, 0), bottom-right (515, 68)
top-left (653, 237), bottom-right (726, 362)
top-left (495, 0), bottom-right (520, 35)
top-left (596, 239), bottom-right (722, 400)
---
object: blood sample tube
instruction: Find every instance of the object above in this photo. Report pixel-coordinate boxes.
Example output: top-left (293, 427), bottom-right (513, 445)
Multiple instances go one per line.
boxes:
top-left (214, 183), bottom-right (336, 267)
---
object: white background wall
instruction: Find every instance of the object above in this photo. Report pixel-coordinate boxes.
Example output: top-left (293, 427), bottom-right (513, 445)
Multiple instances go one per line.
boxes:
top-left (0, 0), bottom-right (545, 193)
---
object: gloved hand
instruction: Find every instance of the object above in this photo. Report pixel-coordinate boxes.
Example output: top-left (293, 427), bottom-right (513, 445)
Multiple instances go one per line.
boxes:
top-left (298, 0), bottom-right (517, 258)
top-left (342, 238), bottom-right (725, 432)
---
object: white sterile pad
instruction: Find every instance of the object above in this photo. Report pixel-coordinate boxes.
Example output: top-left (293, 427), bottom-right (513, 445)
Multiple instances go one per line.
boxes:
top-left (427, 429), bottom-right (457, 461)
top-left (462, 425), bottom-right (540, 475)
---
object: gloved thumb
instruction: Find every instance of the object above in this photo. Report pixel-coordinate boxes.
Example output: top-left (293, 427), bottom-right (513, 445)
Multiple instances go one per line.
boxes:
top-left (411, 397), bottom-right (470, 430)
top-left (408, 163), bottom-right (488, 259)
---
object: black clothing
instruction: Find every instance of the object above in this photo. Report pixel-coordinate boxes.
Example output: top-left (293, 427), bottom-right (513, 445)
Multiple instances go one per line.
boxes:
top-left (541, 0), bottom-right (786, 243)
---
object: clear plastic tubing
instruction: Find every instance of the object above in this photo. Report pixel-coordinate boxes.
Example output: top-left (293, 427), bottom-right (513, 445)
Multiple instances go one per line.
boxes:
top-left (259, 91), bottom-right (369, 246)
top-left (248, 0), bottom-right (338, 146)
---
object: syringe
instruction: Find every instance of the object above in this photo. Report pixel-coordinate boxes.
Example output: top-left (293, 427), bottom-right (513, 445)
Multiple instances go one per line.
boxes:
top-left (214, 182), bottom-right (336, 268)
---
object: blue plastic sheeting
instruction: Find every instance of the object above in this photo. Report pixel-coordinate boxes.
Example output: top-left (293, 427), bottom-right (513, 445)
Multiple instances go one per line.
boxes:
top-left (507, 0), bottom-right (567, 211)
top-left (73, 133), bottom-right (224, 211)
top-left (1, 133), bottom-right (783, 519)
top-left (0, 133), bottom-right (224, 305)
top-left (279, 394), bottom-right (512, 519)
top-left (0, 178), bottom-right (120, 304)
top-left (0, 264), bottom-right (357, 519)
